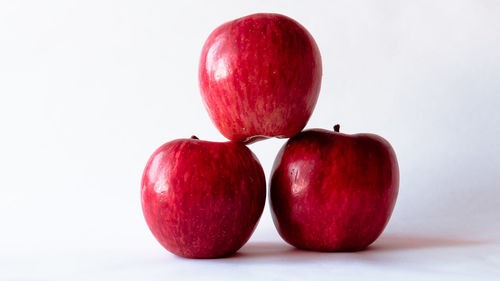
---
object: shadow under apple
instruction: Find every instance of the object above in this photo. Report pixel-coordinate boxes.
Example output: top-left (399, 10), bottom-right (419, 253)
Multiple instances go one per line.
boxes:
top-left (228, 233), bottom-right (491, 262)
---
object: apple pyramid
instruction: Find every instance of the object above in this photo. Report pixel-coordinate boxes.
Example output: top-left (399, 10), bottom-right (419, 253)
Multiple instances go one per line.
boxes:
top-left (141, 13), bottom-right (399, 258)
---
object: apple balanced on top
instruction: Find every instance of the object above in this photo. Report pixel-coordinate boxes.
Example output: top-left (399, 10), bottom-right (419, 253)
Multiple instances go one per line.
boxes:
top-left (141, 13), bottom-right (399, 259)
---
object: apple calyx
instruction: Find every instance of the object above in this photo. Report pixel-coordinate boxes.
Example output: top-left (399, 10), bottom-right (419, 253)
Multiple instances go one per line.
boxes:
top-left (190, 135), bottom-right (199, 140)
top-left (333, 124), bottom-right (340, 132)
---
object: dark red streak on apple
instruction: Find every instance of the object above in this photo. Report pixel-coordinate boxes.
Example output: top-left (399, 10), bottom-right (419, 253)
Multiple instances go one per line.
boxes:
top-left (270, 129), bottom-right (399, 251)
top-left (199, 13), bottom-right (322, 144)
top-left (141, 138), bottom-right (266, 258)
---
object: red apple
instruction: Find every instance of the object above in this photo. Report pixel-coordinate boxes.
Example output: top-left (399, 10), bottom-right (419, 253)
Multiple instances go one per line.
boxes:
top-left (199, 13), bottom-right (322, 144)
top-left (141, 136), bottom-right (266, 258)
top-left (270, 125), bottom-right (399, 251)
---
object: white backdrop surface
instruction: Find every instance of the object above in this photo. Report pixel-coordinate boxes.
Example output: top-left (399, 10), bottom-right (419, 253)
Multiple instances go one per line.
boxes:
top-left (1, 1), bottom-right (499, 280)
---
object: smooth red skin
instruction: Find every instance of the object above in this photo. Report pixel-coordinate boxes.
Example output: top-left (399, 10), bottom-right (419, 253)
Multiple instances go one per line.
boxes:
top-left (141, 138), bottom-right (266, 258)
top-left (199, 13), bottom-right (322, 144)
top-left (270, 129), bottom-right (399, 251)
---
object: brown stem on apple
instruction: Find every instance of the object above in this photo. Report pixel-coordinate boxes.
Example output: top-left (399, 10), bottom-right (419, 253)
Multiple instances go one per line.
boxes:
top-left (190, 135), bottom-right (199, 140)
top-left (333, 124), bottom-right (340, 132)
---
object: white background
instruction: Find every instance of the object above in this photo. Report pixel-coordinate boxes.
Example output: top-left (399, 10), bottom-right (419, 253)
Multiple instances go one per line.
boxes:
top-left (1, 0), bottom-right (499, 280)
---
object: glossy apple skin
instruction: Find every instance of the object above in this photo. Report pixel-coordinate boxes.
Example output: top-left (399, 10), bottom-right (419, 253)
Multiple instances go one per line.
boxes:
top-left (141, 138), bottom-right (266, 258)
top-left (199, 13), bottom-right (322, 144)
top-left (270, 128), bottom-right (399, 251)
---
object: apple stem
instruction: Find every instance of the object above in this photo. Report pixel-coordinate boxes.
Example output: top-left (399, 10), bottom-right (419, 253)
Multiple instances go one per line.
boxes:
top-left (334, 124), bottom-right (340, 132)
top-left (190, 135), bottom-right (199, 140)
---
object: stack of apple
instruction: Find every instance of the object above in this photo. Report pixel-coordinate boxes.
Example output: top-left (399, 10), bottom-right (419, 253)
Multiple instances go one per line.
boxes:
top-left (141, 13), bottom-right (399, 258)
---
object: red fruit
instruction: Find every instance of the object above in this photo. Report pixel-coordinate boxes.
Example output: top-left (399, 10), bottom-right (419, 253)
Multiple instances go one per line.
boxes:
top-left (199, 13), bottom-right (322, 144)
top-left (270, 126), bottom-right (399, 251)
top-left (141, 136), bottom-right (266, 258)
